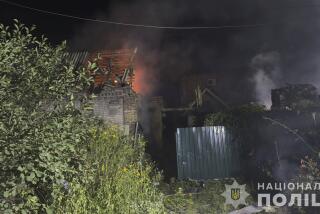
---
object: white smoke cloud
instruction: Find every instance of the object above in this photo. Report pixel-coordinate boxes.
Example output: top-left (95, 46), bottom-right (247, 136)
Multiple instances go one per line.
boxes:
top-left (251, 51), bottom-right (282, 108)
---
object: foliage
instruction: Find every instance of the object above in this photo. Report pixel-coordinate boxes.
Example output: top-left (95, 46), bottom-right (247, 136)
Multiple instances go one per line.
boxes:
top-left (204, 104), bottom-right (266, 129)
top-left (0, 21), bottom-right (167, 214)
top-left (0, 20), bottom-right (94, 213)
top-left (53, 126), bottom-right (166, 214)
top-left (272, 84), bottom-right (320, 111)
top-left (204, 104), bottom-right (266, 159)
top-left (162, 179), bottom-right (252, 214)
top-left (164, 187), bottom-right (194, 214)
top-left (289, 156), bottom-right (320, 214)
top-left (277, 121), bottom-right (320, 213)
top-left (204, 104), bottom-right (276, 186)
top-left (300, 157), bottom-right (320, 178)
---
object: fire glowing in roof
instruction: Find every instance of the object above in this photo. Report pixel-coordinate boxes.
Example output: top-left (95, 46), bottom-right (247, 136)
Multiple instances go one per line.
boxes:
top-left (87, 48), bottom-right (137, 88)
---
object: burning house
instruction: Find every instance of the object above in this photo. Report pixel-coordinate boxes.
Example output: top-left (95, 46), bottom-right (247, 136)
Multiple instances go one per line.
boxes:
top-left (69, 48), bottom-right (139, 134)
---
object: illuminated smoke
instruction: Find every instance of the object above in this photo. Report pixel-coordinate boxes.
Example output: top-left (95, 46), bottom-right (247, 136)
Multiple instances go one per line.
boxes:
top-left (133, 63), bottom-right (155, 95)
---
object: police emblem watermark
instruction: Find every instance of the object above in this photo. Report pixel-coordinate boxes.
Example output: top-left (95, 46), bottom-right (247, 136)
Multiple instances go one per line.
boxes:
top-left (257, 182), bottom-right (320, 207)
top-left (221, 180), bottom-right (250, 208)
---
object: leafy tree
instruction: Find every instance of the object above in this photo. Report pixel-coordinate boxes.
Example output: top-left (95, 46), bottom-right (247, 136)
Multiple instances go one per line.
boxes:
top-left (0, 20), bottom-right (93, 213)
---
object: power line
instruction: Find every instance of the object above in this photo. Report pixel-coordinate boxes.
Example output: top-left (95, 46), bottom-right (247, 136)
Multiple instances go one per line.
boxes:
top-left (0, 0), bottom-right (267, 30)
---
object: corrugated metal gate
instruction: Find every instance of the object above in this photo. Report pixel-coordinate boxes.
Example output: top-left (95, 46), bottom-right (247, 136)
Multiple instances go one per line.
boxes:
top-left (176, 126), bottom-right (240, 180)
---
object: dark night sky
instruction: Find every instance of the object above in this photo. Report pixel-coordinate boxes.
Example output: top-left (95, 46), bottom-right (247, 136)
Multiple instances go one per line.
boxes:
top-left (1, 0), bottom-right (320, 106)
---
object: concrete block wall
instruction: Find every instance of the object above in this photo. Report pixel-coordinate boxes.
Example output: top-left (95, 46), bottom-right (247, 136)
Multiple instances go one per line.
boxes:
top-left (92, 86), bottom-right (138, 133)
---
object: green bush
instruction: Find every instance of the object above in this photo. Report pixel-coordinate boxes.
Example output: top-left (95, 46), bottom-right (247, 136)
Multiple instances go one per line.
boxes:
top-left (0, 20), bottom-right (166, 214)
top-left (53, 126), bottom-right (166, 214)
top-left (0, 21), bottom-right (93, 213)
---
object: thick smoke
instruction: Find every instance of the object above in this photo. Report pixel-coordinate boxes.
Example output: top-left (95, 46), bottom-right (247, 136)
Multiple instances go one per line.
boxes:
top-left (63, 0), bottom-right (320, 182)
top-left (69, 0), bottom-right (320, 104)
top-left (250, 47), bottom-right (320, 108)
top-left (250, 51), bottom-right (282, 108)
top-left (69, 0), bottom-right (266, 100)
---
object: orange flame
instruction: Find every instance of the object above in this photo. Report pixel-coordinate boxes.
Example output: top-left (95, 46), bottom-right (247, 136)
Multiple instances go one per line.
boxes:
top-left (133, 64), bottom-right (153, 95)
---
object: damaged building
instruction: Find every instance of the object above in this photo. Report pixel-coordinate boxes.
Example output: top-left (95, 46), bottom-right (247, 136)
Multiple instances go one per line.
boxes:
top-left (69, 48), bottom-right (139, 134)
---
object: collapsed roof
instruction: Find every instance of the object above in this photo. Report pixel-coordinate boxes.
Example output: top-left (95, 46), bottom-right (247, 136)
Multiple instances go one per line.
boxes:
top-left (68, 48), bottom-right (138, 90)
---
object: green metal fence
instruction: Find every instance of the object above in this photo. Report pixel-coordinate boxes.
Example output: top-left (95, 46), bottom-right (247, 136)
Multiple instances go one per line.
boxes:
top-left (176, 126), bottom-right (240, 180)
